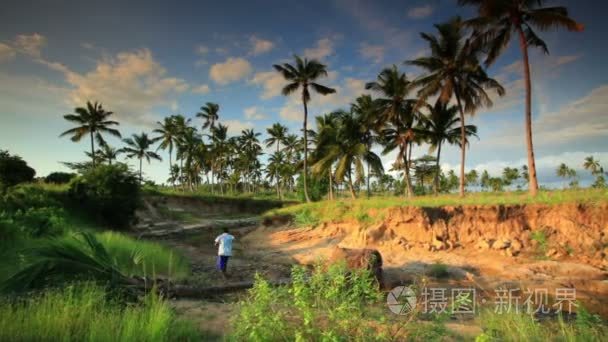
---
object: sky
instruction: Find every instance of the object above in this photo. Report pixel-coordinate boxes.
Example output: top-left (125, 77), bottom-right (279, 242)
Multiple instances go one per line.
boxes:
top-left (1, 0), bottom-right (607, 187)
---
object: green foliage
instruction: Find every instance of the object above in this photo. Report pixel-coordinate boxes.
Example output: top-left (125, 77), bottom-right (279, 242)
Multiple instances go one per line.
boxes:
top-left (69, 163), bottom-right (140, 228)
top-left (45, 171), bottom-right (77, 184)
top-left (96, 231), bottom-right (190, 279)
top-left (427, 262), bottom-right (449, 278)
top-left (0, 283), bottom-right (200, 341)
top-left (0, 150), bottom-right (35, 188)
top-left (294, 208), bottom-right (320, 227)
top-left (231, 263), bottom-right (384, 341)
top-left (0, 185), bottom-right (66, 240)
top-left (477, 307), bottom-right (607, 341)
top-left (296, 172), bottom-right (328, 202)
top-left (531, 230), bottom-right (548, 255)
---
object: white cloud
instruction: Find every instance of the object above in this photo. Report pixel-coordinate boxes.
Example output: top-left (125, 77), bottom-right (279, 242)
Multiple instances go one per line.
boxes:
top-left (304, 38), bottom-right (334, 60)
top-left (196, 45), bottom-right (209, 55)
top-left (192, 84), bottom-right (210, 94)
top-left (407, 5), bottom-right (434, 19)
top-left (63, 49), bottom-right (189, 127)
top-left (250, 36), bottom-right (274, 55)
top-left (359, 42), bottom-right (384, 63)
top-left (222, 119), bottom-right (254, 135)
top-left (0, 43), bottom-right (16, 63)
top-left (209, 57), bottom-right (252, 85)
top-left (250, 71), bottom-right (285, 99)
top-left (244, 106), bottom-right (268, 120)
top-left (13, 33), bottom-right (46, 57)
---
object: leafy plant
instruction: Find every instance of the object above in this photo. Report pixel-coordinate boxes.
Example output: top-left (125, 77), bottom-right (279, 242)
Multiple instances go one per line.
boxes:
top-left (0, 150), bottom-right (35, 188)
top-left (427, 262), bottom-right (449, 278)
top-left (69, 163), bottom-right (140, 228)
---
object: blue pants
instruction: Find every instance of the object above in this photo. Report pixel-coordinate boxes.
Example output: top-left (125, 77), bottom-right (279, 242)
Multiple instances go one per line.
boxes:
top-left (217, 255), bottom-right (230, 272)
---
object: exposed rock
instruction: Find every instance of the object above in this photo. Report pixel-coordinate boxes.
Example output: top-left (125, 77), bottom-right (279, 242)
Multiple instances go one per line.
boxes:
top-left (327, 247), bottom-right (383, 286)
top-left (492, 238), bottom-right (511, 250)
top-left (476, 239), bottom-right (491, 250)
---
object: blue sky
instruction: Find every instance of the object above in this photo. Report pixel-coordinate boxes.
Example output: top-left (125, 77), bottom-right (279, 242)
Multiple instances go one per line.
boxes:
top-left (1, 0), bottom-right (607, 186)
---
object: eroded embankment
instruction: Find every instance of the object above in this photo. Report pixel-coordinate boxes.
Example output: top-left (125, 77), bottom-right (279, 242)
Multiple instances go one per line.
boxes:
top-left (146, 195), bottom-right (291, 215)
top-left (251, 203), bottom-right (608, 316)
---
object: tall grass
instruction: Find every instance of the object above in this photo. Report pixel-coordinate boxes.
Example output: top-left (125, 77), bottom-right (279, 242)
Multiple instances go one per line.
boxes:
top-left (0, 283), bottom-right (200, 341)
top-left (264, 188), bottom-right (608, 227)
top-left (477, 307), bottom-right (608, 341)
top-left (96, 232), bottom-right (190, 279)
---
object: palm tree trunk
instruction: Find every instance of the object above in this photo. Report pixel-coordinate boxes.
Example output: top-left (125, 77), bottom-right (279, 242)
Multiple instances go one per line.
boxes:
top-left (434, 142), bottom-right (442, 195)
top-left (139, 158), bottom-right (143, 184)
top-left (454, 91), bottom-right (467, 198)
top-left (328, 169), bottom-right (333, 200)
top-left (302, 91), bottom-right (311, 203)
top-left (403, 143), bottom-right (414, 198)
top-left (348, 168), bottom-right (357, 199)
top-left (517, 26), bottom-right (539, 197)
top-left (169, 148), bottom-right (174, 186)
top-left (90, 131), bottom-right (96, 167)
top-left (366, 162), bottom-right (371, 198)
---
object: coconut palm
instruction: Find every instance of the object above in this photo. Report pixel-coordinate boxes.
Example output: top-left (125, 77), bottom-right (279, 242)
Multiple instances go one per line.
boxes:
top-left (311, 112), bottom-right (341, 200)
top-left (583, 156), bottom-right (603, 176)
top-left (351, 95), bottom-right (382, 197)
top-left (267, 151), bottom-right (287, 199)
top-left (423, 101), bottom-right (478, 194)
top-left (177, 127), bottom-right (204, 191)
top-left (312, 110), bottom-right (383, 199)
top-left (365, 66), bottom-right (418, 197)
top-left (60, 101), bottom-right (121, 167)
top-left (273, 55), bottom-right (336, 202)
top-left (98, 143), bottom-right (121, 165)
top-left (197, 102), bottom-right (220, 130)
top-left (407, 17), bottom-right (504, 197)
top-left (265, 123), bottom-right (289, 153)
top-left (459, 0), bottom-right (583, 196)
top-left (122, 133), bottom-right (162, 183)
top-left (153, 116), bottom-right (180, 183)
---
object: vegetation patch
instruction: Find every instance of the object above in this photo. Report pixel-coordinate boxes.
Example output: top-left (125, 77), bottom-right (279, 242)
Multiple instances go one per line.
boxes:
top-left (0, 284), bottom-right (200, 341)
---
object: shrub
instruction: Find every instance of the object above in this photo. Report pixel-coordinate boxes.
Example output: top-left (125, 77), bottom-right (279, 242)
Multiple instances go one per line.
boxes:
top-left (427, 262), bottom-right (449, 278)
top-left (69, 163), bottom-right (140, 228)
top-left (231, 263), bottom-right (384, 340)
top-left (296, 172), bottom-right (328, 202)
top-left (0, 185), bottom-right (66, 240)
top-left (0, 150), bottom-right (35, 188)
top-left (0, 283), bottom-right (200, 341)
top-left (45, 171), bottom-right (76, 184)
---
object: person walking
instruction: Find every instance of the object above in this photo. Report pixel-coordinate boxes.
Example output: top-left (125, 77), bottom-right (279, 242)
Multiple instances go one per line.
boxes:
top-left (214, 228), bottom-right (235, 278)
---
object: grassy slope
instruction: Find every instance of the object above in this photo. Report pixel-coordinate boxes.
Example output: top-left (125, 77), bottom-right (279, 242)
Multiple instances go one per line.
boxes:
top-left (263, 188), bottom-right (608, 226)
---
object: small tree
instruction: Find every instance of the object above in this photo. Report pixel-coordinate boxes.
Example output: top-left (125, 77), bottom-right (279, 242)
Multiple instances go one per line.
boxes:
top-left (0, 150), bottom-right (36, 188)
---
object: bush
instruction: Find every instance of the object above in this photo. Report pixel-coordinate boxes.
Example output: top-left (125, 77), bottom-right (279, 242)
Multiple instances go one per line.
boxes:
top-left (0, 185), bottom-right (66, 240)
top-left (0, 283), bottom-right (200, 341)
top-left (0, 150), bottom-right (35, 188)
top-left (69, 164), bottom-right (140, 228)
top-left (45, 171), bottom-right (76, 184)
top-left (231, 263), bottom-right (384, 340)
top-left (296, 172), bottom-right (328, 202)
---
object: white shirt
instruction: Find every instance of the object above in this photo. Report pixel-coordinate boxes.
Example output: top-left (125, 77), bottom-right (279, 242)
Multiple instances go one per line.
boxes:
top-left (215, 233), bottom-right (235, 256)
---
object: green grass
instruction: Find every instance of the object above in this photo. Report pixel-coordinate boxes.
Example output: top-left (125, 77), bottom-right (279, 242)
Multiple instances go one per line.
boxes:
top-left (427, 262), bottom-right (449, 278)
top-left (477, 307), bottom-right (608, 341)
top-left (144, 186), bottom-right (296, 207)
top-left (95, 232), bottom-right (190, 280)
top-left (0, 283), bottom-right (200, 341)
top-left (263, 188), bottom-right (608, 227)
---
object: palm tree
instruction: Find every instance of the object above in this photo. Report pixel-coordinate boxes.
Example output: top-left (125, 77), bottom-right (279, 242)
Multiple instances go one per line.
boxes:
top-left (197, 102), bottom-right (220, 130)
top-left (274, 55), bottom-right (336, 202)
top-left (313, 110), bottom-right (383, 199)
top-left (153, 116), bottom-right (180, 183)
top-left (177, 127), bottom-right (204, 191)
top-left (583, 156), bottom-right (603, 176)
top-left (210, 124), bottom-right (229, 194)
top-left (407, 17), bottom-right (504, 197)
top-left (312, 112), bottom-right (341, 200)
top-left (351, 95), bottom-right (381, 197)
top-left (556, 163), bottom-right (576, 188)
top-left (460, 0), bottom-right (583, 196)
top-left (267, 151), bottom-right (286, 199)
top-left (60, 101), bottom-right (121, 167)
top-left (98, 143), bottom-right (121, 165)
top-left (122, 133), bottom-right (162, 183)
top-left (423, 101), bottom-right (477, 194)
top-left (365, 66), bottom-right (418, 197)
top-left (265, 123), bottom-right (288, 153)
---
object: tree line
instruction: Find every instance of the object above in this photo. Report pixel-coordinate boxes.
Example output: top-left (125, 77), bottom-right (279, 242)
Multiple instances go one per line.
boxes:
top-left (59, 0), bottom-right (585, 201)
